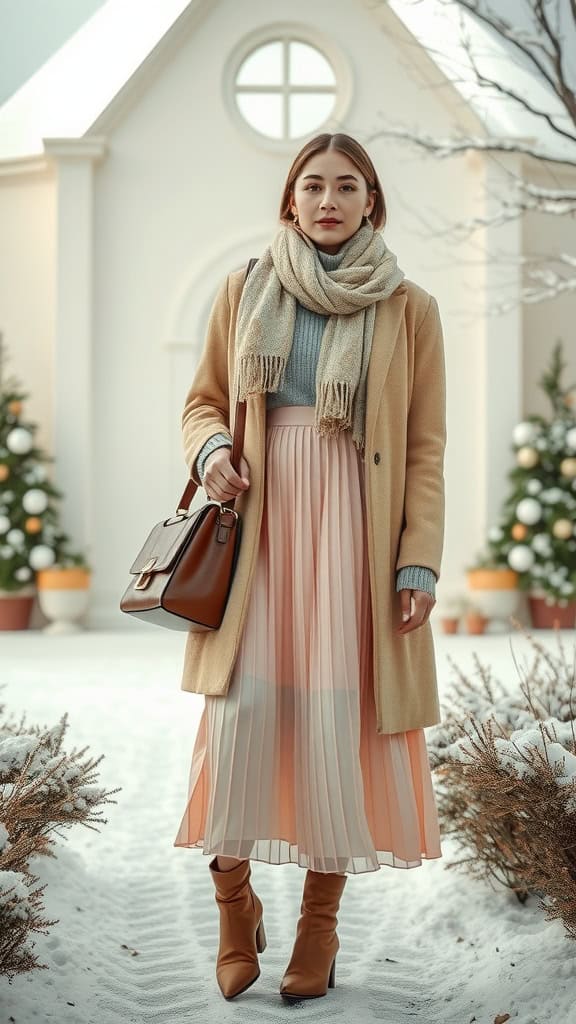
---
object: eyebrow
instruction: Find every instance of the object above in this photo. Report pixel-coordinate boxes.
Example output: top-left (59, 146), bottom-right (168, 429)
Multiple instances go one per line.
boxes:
top-left (301, 174), bottom-right (359, 182)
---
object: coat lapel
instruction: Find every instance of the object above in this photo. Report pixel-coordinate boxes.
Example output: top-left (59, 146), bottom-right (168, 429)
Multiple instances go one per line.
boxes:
top-left (365, 285), bottom-right (408, 448)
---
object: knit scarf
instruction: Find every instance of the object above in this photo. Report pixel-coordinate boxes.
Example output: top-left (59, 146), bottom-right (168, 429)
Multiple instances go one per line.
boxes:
top-left (233, 220), bottom-right (405, 452)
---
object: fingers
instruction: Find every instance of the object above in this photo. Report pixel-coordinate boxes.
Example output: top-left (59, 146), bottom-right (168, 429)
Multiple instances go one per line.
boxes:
top-left (396, 589), bottom-right (436, 636)
top-left (204, 449), bottom-right (250, 502)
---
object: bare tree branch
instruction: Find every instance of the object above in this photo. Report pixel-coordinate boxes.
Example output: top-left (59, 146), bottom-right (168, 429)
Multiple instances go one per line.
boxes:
top-left (533, 0), bottom-right (576, 122)
top-left (374, 0), bottom-right (576, 310)
top-left (458, 15), bottom-right (576, 148)
top-left (438, 0), bottom-right (574, 116)
top-left (367, 124), bottom-right (575, 167)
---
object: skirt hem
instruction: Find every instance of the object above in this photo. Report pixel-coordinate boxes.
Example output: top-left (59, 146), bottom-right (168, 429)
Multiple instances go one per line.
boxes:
top-left (173, 839), bottom-right (443, 874)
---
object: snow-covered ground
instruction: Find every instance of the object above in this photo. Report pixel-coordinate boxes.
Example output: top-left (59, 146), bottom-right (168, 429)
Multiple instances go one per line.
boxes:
top-left (1, 626), bottom-right (574, 1024)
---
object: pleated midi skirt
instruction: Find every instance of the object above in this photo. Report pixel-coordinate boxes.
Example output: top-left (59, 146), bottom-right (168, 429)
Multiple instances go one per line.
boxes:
top-left (174, 405), bottom-right (443, 874)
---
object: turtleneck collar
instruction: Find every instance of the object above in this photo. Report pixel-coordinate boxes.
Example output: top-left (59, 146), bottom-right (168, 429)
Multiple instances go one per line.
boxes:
top-left (316, 247), bottom-right (345, 271)
top-left (314, 223), bottom-right (365, 270)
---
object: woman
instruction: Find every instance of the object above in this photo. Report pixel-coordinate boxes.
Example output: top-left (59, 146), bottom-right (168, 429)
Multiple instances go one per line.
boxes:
top-left (174, 132), bottom-right (447, 1003)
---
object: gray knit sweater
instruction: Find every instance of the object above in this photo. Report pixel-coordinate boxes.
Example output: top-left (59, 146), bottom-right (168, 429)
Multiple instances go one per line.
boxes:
top-left (194, 247), bottom-right (436, 597)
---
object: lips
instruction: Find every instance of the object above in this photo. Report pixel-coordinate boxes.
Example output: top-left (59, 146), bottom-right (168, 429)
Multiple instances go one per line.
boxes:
top-left (317, 219), bottom-right (341, 225)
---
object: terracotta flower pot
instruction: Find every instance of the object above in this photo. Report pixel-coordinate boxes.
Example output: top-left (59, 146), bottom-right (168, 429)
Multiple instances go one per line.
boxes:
top-left (0, 585), bottom-right (36, 631)
top-left (528, 594), bottom-right (576, 629)
top-left (465, 611), bottom-right (488, 635)
top-left (440, 616), bottom-right (460, 634)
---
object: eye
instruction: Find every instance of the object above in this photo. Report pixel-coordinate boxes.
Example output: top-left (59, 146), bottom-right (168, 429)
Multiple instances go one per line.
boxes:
top-left (304, 184), bottom-right (356, 191)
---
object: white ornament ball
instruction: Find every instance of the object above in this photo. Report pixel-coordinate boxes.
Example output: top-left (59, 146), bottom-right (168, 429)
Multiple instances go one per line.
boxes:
top-left (526, 478), bottom-right (543, 495)
top-left (566, 426), bottom-right (576, 451)
top-left (25, 466), bottom-right (47, 485)
top-left (517, 446), bottom-right (539, 468)
top-left (6, 528), bottom-right (25, 547)
top-left (22, 489), bottom-right (49, 515)
top-left (531, 533), bottom-right (551, 556)
top-left (6, 427), bottom-right (33, 455)
top-left (513, 421), bottom-right (539, 446)
top-left (552, 518), bottom-right (573, 540)
top-left (28, 545), bottom-right (55, 570)
top-left (0, 515), bottom-right (10, 535)
top-left (2, 491), bottom-right (14, 503)
top-left (488, 525), bottom-right (504, 543)
top-left (508, 544), bottom-right (535, 572)
top-left (14, 566), bottom-right (33, 582)
top-left (515, 497), bottom-right (542, 525)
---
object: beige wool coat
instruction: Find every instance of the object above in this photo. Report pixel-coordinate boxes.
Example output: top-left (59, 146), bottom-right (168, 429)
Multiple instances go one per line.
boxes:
top-left (179, 264), bottom-right (447, 735)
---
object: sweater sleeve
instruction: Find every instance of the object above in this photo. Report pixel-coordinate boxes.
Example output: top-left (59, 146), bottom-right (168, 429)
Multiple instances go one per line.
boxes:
top-left (396, 565), bottom-right (436, 598)
top-left (195, 432), bottom-right (233, 484)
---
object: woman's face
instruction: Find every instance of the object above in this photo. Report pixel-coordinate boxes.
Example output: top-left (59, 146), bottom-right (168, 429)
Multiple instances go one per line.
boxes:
top-left (289, 149), bottom-right (376, 254)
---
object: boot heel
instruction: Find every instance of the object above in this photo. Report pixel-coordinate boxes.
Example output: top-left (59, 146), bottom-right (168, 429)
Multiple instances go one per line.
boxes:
top-left (256, 918), bottom-right (267, 953)
top-left (328, 957), bottom-right (336, 988)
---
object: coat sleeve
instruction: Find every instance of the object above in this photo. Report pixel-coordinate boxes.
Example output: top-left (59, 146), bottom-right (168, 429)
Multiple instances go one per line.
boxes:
top-left (181, 275), bottom-right (234, 486)
top-left (395, 295), bottom-right (447, 582)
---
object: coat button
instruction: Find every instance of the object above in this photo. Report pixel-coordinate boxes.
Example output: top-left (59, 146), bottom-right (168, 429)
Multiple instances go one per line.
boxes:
top-left (373, 452), bottom-right (381, 464)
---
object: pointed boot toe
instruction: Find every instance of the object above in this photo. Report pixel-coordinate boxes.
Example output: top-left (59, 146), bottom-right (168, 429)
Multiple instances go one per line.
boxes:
top-left (280, 869), bottom-right (346, 1000)
top-left (209, 856), bottom-right (267, 1000)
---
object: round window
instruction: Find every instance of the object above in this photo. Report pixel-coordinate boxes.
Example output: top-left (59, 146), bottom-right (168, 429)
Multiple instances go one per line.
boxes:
top-left (234, 38), bottom-right (338, 141)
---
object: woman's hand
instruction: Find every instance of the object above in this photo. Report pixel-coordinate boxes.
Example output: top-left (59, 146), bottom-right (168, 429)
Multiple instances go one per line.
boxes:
top-left (203, 447), bottom-right (251, 503)
top-left (396, 588), bottom-right (436, 636)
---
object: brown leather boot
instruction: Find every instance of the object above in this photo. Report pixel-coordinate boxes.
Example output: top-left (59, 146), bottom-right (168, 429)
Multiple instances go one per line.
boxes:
top-left (280, 868), bottom-right (347, 1000)
top-left (209, 856), bottom-right (267, 999)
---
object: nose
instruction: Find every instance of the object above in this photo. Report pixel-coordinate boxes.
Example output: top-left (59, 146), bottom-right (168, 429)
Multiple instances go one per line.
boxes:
top-left (320, 189), bottom-right (337, 210)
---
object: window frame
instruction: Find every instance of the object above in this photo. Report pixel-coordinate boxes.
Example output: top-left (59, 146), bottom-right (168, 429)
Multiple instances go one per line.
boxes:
top-left (223, 24), bottom-right (353, 151)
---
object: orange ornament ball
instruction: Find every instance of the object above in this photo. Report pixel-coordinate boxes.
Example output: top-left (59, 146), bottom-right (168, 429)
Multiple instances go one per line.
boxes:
top-left (7, 400), bottom-right (22, 416)
top-left (25, 517), bottom-right (43, 534)
top-left (511, 522), bottom-right (528, 540)
top-left (0, 464), bottom-right (9, 482)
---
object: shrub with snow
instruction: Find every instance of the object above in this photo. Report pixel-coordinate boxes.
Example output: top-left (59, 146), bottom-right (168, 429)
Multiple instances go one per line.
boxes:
top-left (0, 693), bottom-right (121, 981)
top-left (427, 621), bottom-right (576, 938)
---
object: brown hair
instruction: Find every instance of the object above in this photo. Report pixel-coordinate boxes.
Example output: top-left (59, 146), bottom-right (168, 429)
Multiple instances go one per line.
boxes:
top-left (278, 132), bottom-right (387, 231)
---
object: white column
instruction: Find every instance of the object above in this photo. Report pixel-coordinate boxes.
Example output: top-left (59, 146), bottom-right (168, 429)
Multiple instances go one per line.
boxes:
top-left (480, 152), bottom-right (523, 536)
top-left (43, 137), bottom-right (107, 572)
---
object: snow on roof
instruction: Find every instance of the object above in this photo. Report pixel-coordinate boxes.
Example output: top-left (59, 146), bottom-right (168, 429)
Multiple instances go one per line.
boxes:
top-left (0, 0), bottom-right (573, 164)
top-left (0, 0), bottom-right (199, 161)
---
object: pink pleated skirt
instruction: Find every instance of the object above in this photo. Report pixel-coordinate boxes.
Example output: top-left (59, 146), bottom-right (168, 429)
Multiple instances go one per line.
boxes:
top-left (174, 405), bottom-right (443, 874)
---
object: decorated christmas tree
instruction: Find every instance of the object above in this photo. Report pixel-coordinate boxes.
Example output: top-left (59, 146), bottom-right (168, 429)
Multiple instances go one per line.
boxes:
top-left (0, 336), bottom-right (87, 593)
top-left (481, 341), bottom-right (576, 605)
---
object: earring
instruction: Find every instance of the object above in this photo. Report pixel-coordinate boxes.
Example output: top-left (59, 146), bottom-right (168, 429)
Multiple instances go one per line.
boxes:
top-left (293, 212), bottom-right (299, 225)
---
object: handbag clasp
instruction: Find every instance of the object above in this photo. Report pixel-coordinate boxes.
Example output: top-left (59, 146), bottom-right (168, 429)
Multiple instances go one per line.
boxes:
top-left (134, 556), bottom-right (157, 590)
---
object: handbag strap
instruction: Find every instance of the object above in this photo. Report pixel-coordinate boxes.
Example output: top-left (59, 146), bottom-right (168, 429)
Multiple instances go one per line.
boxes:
top-left (177, 256), bottom-right (258, 514)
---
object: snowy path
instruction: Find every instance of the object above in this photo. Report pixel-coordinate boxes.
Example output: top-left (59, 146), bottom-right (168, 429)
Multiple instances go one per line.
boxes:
top-left (1, 628), bottom-right (572, 1023)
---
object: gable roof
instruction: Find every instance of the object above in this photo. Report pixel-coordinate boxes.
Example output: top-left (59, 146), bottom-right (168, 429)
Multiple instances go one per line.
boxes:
top-left (0, 0), bottom-right (571, 164)
top-left (0, 0), bottom-right (210, 161)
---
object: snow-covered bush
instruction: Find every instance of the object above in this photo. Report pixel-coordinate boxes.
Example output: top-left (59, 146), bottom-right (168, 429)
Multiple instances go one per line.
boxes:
top-left (0, 694), bottom-right (121, 980)
top-left (427, 619), bottom-right (576, 938)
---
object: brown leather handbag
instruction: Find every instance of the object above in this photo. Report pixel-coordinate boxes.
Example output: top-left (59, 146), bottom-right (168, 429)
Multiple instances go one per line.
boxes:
top-left (119, 257), bottom-right (258, 631)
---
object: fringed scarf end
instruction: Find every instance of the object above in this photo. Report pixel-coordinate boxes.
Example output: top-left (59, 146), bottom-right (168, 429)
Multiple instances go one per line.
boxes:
top-left (315, 380), bottom-right (352, 437)
top-left (236, 353), bottom-right (286, 399)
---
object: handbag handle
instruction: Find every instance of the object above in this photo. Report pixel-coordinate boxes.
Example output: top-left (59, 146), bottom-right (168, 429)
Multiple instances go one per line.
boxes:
top-left (177, 256), bottom-right (258, 514)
